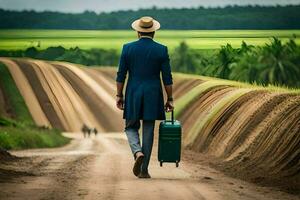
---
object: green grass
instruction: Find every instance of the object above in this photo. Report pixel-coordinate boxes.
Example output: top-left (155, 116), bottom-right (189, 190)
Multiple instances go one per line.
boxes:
top-left (1, 29), bottom-right (299, 51)
top-left (0, 120), bottom-right (70, 150)
top-left (0, 62), bottom-right (34, 125)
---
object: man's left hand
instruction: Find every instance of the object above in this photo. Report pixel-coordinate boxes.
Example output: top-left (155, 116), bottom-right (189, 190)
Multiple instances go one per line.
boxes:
top-left (165, 101), bottom-right (174, 112)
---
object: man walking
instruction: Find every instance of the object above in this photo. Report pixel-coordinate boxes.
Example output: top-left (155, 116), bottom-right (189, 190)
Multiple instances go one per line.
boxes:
top-left (115, 16), bottom-right (174, 178)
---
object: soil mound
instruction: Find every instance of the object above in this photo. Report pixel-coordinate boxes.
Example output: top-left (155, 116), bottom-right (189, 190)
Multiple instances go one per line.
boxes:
top-left (0, 149), bottom-right (17, 161)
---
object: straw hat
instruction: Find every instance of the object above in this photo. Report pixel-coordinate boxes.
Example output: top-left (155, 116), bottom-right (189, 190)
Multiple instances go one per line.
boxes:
top-left (131, 16), bottom-right (160, 32)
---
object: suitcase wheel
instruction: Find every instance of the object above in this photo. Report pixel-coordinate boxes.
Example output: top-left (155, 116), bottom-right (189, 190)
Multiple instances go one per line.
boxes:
top-left (160, 161), bottom-right (163, 167)
top-left (176, 161), bottom-right (179, 168)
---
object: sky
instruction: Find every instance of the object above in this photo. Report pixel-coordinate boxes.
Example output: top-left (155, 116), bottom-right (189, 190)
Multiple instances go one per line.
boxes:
top-left (0, 0), bottom-right (300, 13)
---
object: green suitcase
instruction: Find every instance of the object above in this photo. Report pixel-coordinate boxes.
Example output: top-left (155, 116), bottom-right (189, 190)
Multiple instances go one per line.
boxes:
top-left (158, 110), bottom-right (182, 167)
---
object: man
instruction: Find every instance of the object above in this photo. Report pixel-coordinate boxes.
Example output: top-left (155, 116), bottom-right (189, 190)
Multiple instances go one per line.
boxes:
top-left (93, 127), bottom-right (98, 136)
top-left (81, 124), bottom-right (88, 138)
top-left (115, 16), bottom-right (174, 178)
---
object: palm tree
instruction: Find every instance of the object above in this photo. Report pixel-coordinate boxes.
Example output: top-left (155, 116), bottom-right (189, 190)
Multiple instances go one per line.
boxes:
top-left (258, 37), bottom-right (300, 87)
top-left (171, 41), bottom-right (198, 74)
top-left (229, 50), bottom-right (260, 83)
top-left (216, 44), bottom-right (236, 79)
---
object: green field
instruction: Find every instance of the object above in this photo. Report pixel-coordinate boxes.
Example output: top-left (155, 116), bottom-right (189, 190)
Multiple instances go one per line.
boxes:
top-left (0, 30), bottom-right (300, 51)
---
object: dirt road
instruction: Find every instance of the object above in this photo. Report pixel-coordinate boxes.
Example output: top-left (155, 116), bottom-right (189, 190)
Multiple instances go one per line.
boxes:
top-left (0, 133), bottom-right (298, 200)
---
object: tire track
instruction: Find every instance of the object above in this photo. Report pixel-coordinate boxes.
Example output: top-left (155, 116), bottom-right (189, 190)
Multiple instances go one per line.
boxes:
top-left (91, 67), bottom-right (117, 84)
top-left (180, 86), bottom-right (234, 146)
top-left (230, 96), bottom-right (300, 175)
top-left (204, 90), bottom-right (268, 157)
top-left (84, 68), bottom-right (116, 93)
top-left (13, 59), bottom-right (64, 129)
top-left (179, 85), bottom-right (231, 134)
top-left (173, 79), bottom-right (204, 99)
top-left (191, 88), bottom-right (252, 152)
top-left (202, 90), bottom-right (269, 156)
top-left (53, 62), bottom-right (119, 113)
top-left (53, 64), bottom-right (117, 132)
top-left (222, 93), bottom-right (290, 159)
top-left (29, 60), bottom-right (101, 132)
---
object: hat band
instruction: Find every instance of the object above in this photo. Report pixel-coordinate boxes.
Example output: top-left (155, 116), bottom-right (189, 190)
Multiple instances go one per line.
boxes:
top-left (140, 22), bottom-right (153, 28)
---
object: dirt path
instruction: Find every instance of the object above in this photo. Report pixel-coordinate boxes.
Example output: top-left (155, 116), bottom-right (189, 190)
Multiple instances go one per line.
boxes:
top-left (0, 133), bottom-right (298, 200)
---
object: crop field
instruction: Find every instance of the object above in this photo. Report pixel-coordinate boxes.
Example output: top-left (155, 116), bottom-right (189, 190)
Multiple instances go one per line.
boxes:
top-left (0, 29), bottom-right (299, 51)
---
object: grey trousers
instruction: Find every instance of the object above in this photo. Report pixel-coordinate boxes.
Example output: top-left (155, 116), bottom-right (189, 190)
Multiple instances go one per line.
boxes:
top-left (125, 120), bottom-right (155, 173)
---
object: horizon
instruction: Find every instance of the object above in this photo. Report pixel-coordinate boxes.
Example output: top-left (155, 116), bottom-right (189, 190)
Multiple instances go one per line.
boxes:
top-left (0, 0), bottom-right (300, 13)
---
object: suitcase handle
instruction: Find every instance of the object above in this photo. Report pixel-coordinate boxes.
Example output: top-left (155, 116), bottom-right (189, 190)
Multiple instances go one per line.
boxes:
top-left (166, 110), bottom-right (175, 124)
top-left (171, 110), bottom-right (174, 124)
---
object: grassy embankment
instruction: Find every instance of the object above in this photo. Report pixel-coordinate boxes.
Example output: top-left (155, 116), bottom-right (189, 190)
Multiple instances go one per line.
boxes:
top-left (0, 63), bottom-right (70, 150)
top-left (172, 73), bottom-right (300, 120)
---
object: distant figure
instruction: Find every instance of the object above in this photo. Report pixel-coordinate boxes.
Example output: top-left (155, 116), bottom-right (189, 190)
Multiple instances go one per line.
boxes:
top-left (116, 16), bottom-right (174, 179)
top-left (81, 124), bottom-right (89, 138)
top-left (93, 128), bottom-right (98, 136)
top-left (87, 128), bottom-right (91, 138)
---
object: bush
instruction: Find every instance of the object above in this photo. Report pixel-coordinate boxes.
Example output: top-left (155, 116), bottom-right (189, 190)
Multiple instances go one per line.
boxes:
top-left (0, 126), bottom-right (70, 150)
top-left (0, 117), bottom-right (17, 127)
top-left (0, 116), bottom-right (70, 150)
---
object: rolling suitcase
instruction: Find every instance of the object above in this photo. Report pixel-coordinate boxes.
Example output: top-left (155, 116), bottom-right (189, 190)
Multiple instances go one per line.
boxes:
top-left (158, 110), bottom-right (182, 167)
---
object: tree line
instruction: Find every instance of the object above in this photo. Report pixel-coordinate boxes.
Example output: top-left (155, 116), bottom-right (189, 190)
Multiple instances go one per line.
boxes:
top-left (0, 47), bottom-right (119, 66)
top-left (1, 5), bottom-right (300, 29)
top-left (0, 37), bottom-right (299, 88)
top-left (171, 38), bottom-right (300, 88)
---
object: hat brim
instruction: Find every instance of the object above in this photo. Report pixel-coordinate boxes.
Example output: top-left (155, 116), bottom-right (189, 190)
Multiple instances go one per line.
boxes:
top-left (131, 19), bottom-right (160, 32)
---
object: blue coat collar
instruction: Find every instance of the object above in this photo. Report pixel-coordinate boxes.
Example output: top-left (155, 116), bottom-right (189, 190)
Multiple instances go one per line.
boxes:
top-left (139, 36), bottom-right (153, 41)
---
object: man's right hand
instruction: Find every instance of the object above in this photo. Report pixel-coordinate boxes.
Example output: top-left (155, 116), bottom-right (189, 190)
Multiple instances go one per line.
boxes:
top-left (116, 97), bottom-right (124, 110)
top-left (165, 101), bottom-right (174, 112)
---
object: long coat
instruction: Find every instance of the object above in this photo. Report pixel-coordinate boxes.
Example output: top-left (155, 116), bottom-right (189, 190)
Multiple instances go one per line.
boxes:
top-left (116, 37), bottom-right (173, 120)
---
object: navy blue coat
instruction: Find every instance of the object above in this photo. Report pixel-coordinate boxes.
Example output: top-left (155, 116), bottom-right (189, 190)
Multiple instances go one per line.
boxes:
top-left (116, 37), bottom-right (173, 120)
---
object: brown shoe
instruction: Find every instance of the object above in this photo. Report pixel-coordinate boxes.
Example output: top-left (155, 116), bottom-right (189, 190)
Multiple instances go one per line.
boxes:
top-left (133, 153), bottom-right (144, 177)
top-left (138, 172), bottom-right (151, 179)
